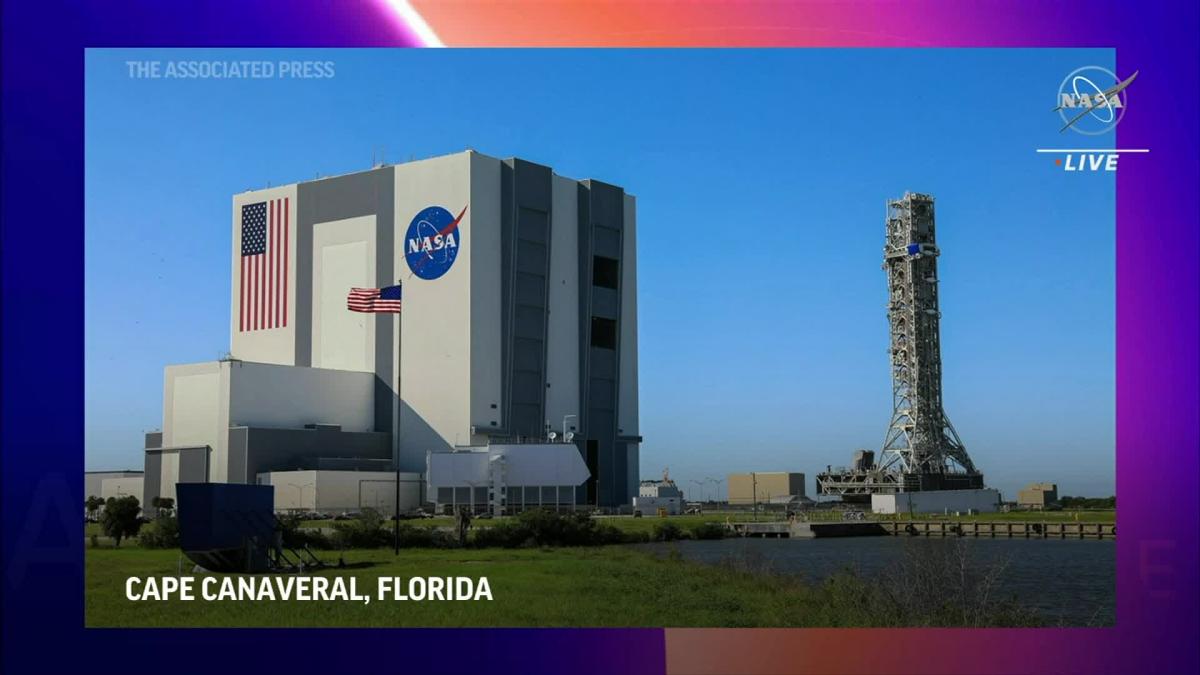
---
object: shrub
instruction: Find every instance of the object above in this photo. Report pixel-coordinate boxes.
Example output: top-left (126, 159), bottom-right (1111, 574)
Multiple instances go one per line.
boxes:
top-left (471, 521), bottom-right (531, 548)
top-left (276, 515), bottom-right (335, 550)
top-left (592, 522), bottom-right (629, 545)
top-left (325, 509), bottom-right (457, 549)
top-left (291, 527), bottom-right (335, 550)
top-left (690, 521), bottom-right (727, 540)
top-left (139, 515), bottom-right (181, 549)
top-left (395, 523), bottom-right (455, 549)
top-left (652, 521), bottom-right (687, 542)
top-left (806, 539), bottom-right (1044, 627)
top-left (331, 510), bottom-right (392, 549)
top-left (85, 496), bottom-right (105, 520)
top-left (470, 509), bottom-right (639, 548)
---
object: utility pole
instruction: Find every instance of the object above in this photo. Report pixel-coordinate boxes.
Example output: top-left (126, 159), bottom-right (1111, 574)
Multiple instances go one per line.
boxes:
top-left (752, 472), bottom-right (758, 521)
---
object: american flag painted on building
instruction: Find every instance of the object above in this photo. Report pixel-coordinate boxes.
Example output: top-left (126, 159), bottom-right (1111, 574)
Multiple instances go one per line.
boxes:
top-left (239, 198), bottom-right (288, 332)
top-left (347, 285), bottom-right (402, 313)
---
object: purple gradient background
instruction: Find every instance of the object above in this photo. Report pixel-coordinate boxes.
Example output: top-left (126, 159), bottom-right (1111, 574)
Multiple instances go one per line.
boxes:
top-left (2, 1), bottom-right (1197, 674)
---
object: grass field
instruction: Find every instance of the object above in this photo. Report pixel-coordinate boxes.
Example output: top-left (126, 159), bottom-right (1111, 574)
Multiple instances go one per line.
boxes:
top-left (88, 509), bottom-right (1115, 544)
top-left (87, 544), bottom-right (864, 628)
top-left (86, 541), bottom-right (1054, 628)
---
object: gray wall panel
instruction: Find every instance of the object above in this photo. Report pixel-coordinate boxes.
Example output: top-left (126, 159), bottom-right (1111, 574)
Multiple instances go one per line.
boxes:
top-left (501, 159), bottom-right (553, 438)
top-left (178, 447), bottom-right (210, 483)
top-left (227, 427), bottom-right (249, 483)
top-left (240, 427), bottom-right (392, 483)
top-left (577, 179), bottom-right (628, 507)
top-left (142, 452), bottom-right (162, 510)
top-left (295, 167), bottom-right (396, 435)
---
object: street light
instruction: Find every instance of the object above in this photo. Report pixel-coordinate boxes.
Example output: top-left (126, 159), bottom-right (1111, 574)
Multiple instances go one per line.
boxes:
top-left (707, 477), bottom-right (725, 505)
top-left (561, 414), bottom-right (577, 440)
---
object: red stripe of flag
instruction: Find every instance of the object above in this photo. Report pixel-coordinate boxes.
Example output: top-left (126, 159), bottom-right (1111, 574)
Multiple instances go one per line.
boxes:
top-left (263, 201), bottom-right (270, 330)
top-left (263, 202), bottom-right (270, 330)
top-left (272, 199), bottom-right (278, 327)
top-left (272, 199), bottom-right (278, 329)
top-left (283, 197), bottom-right (289, 327)
top-left (263, 202), bottom-right (270, 329)
top-left (255, 229), bottom-right (262, 330)
top-left (276, 198), bottom-right (282, 327)
top-left (246, 246), bottom-right (252, 332)
top-left (266, 200), bottom-right (273, 329)
top-left (250, 243), bottom-right (255, 331)
top-left (240, 254), bottom-right (246, 332)
top-left (269, 200), bottom-right (276, 329)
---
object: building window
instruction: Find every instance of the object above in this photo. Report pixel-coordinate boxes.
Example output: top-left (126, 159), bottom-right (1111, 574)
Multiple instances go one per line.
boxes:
top-left (591, 317), bottom-right (617, 349)
top-left (592, 256), bottom-right (619, 289)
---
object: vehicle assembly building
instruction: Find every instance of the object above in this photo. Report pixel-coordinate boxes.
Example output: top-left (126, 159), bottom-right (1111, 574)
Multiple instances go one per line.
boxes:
top-left (139, 150), bottom-right (640, 512)
top-left (818, 193), bottom-right (987, 507)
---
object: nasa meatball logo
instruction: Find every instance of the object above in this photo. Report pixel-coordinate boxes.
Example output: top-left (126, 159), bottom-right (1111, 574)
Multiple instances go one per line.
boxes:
top-left (404, 205), bottom-right (466, 280)
top-left (1055, 66), bottom-right (1136, 135)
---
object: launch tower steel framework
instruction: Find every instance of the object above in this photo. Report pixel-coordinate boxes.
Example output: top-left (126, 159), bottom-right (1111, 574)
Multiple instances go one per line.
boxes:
top-left (818, 193), bottom-right (984, 499)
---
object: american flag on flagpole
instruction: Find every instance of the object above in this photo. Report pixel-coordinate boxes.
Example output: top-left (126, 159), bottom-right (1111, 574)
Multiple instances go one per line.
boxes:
top-left (239, 199), bottom-right (288, 332)
top-left (347, 285), bottom-right (402, 313)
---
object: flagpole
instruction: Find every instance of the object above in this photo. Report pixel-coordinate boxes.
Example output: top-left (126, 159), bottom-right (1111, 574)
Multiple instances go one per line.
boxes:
top-left (394, 280), bottom-right (402, 556)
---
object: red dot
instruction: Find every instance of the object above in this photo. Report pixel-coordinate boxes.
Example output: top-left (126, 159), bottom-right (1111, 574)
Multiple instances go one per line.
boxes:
top-left (1055, 158), bottom-right (1062, 165)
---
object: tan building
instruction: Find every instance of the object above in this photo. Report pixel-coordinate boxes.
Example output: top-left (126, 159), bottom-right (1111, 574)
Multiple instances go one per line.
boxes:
top-left (728, 472), bottom-right (806, 506)
top-left (1017, 482), bottom-right (1059, 509)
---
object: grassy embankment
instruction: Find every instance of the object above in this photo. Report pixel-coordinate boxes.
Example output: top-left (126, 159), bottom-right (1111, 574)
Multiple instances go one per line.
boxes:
top-left (85, 509), bottom-right (1115, 541)
top-left (86, 539), bottom-right (1044, 628)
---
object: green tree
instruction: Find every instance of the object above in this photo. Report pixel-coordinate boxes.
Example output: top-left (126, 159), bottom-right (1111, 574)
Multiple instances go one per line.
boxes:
top-left (151, 496), bottom-right (175, 514)
top-left (101, 496), bottom-right (142, 547)
top-left (85, 495), bottom-right (105, 520)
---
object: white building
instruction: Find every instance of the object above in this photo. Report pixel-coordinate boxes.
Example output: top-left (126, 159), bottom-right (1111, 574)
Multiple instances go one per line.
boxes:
top-left (632, 496), bottom-right (685, 516)
top-left (257, 469), bottom-right (424, 515)
top-left (100, 476), bottom-right (145, 503)
top-left (871, 488), bottom-right (1001, 515)
top-left (426, 444), bottom-right (590, 515)
top-left (140, 150), bottom-right (640, 509)
top-left (85, 470), bottom-right (141, 501)
top-left (638, 480), bottom-right (684, 500)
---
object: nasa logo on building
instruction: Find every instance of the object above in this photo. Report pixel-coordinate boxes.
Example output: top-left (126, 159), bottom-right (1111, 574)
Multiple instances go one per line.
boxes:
top-left (404, 205), bottom-right (466, 280)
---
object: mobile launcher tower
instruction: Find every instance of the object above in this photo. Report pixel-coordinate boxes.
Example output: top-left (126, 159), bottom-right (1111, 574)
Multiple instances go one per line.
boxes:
top-left (817, 193), bottom-right (984, 501)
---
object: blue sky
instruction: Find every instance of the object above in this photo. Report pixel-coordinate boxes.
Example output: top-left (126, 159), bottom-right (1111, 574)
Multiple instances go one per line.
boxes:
top-left (86, 48), bottom-right (1116, 498)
